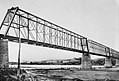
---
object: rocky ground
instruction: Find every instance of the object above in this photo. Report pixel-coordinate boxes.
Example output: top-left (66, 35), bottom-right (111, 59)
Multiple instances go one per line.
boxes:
top-left (1, 67), bottom-right (119, 81)
top-left (0, 68), bottom-right (36, 81)
top-left (26, 67), bottom-right (119, 81)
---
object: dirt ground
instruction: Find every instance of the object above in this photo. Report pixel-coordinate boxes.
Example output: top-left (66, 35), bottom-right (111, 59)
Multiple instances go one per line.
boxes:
top-left (1, 67), bottom-right (119, 81)
top-left (27, 67), bottom-right (119, 81)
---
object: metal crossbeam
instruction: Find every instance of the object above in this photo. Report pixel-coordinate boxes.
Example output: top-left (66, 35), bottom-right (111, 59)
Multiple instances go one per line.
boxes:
top-left (0, 7), bottom-right (119, 59)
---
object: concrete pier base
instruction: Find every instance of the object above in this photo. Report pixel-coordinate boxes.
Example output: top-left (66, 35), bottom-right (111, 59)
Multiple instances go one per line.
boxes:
top-left (105, 57), bottom-right (112, 68)
top-left (115, 59), bottom-right (119, 67)
top-left (81, 53), bottom-right (92, 69)
top-left (0, 39), bottom-right (9, 68)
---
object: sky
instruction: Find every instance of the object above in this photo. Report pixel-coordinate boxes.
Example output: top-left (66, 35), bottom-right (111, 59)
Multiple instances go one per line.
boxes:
top-left (0, 0), bottom-right (119, 62)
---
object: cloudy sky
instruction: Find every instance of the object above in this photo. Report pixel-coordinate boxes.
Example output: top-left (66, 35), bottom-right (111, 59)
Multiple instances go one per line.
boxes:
top-left (0, 0), bottom-right (118, 62)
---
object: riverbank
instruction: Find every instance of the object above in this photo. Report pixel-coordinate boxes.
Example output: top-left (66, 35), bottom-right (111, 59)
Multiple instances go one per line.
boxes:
top-left (1, 66), bottom-right (119, 81)
top-left (0, 68), bottom-right (36, 81)
top-left (26, 67), bottom-right (119, 81)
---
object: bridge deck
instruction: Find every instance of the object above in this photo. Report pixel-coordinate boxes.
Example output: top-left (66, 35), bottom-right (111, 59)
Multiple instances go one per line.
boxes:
top-left (0, 34), bottom-right (117, 59)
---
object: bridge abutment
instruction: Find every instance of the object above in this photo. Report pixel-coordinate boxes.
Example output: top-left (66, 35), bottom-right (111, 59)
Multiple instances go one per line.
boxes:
top-left (105, 57), bottom-right (112, 68)
top-left (81, 53), bottom-right (92, 69)
top-left (0, 39), bottom-right (9, 68)
top-left (115, 59), bottom-right (119, 67)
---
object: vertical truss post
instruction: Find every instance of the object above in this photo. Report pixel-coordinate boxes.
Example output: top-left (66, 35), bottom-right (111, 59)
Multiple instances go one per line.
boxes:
top-left (80, 38), bottom-right (84, 53)
top-left (27, 14), bottom-right (29, 43)
top-left (86, 38), bottom-right (90, 53)
top-left (43, 21), bottom-right (45, 43)
top-left (66, 34), bottom-right (69, 47)
top-left (70, 35), bottom-right (72, 48)
top-left (64, 32), bottom-right (65, 47)
top-left (105, 48), bottom-right (107, 56)
top-left (77, 37), bottom-right (79, 50)
top-left (36, 18), bottom-right (38, 44)
top-left (61, 29), bottom-right (63, 46)
top-left (54, 29), bottom-right (57, 45)
top-left (56, 27), bottom-right (58, 45)
top-left (17, 15), bottom-right (21, 80)
top-left (109, 48), bottom-right (111, 57)
top-left (74, 36), bottom-right (76, 49)
top-left (49, 25), bottom-right (52, 44)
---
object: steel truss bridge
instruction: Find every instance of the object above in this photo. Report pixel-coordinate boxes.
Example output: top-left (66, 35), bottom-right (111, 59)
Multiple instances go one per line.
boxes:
top-left (0, 7), bottom-right (119, 59)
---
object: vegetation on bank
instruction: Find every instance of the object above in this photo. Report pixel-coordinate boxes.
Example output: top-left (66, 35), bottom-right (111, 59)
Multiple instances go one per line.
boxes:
top-left (0, 68), bottom-right (24, 81)
top-left (0, 68), bottom-right (37, 81)
top-left (10, 58), bottom-right (116, 66)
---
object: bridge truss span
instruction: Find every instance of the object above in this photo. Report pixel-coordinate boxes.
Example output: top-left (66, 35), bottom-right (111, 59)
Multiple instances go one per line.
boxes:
top-left (88, 40), bottom-right (119, 59)
top-left (0, 7), bottom-right (89, 53)
top-left (0, 7), bottom-right (119, 59)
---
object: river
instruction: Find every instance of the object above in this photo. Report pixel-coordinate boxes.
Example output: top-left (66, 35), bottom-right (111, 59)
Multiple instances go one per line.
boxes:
top-left (9, 64), bottom-right (104, 69)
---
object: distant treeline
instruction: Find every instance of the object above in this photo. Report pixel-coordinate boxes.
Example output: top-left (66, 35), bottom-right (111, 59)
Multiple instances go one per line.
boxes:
top-left (21, 58), bottom-right (82, 65)
top-left (10, 58), bottom-right (116, 66)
